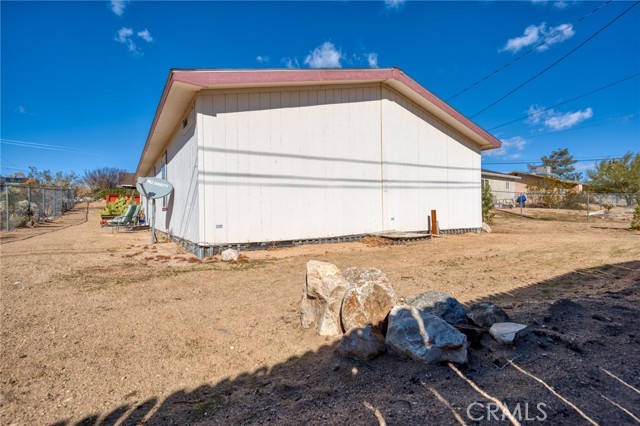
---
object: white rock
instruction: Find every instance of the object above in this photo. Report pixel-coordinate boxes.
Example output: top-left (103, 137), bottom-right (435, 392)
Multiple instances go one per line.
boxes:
top-left (300, 260), bottom-right (349, 336)
top-left (489, 322), bottom-right (529, 345)
top-left (220, 248), bottom-right (239, 262)
top-left (482, 222), bottom-right (492, 233)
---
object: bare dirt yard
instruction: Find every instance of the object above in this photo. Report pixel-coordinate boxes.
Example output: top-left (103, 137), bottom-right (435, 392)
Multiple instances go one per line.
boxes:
top-left (1, 203), bottom-right (639, 426)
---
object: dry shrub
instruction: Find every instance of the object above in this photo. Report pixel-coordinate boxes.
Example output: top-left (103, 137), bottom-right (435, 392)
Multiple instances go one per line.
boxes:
top-left (361, 236), bottom-right (392, 247)
top-left (187, 257), bottom-right (202, 263)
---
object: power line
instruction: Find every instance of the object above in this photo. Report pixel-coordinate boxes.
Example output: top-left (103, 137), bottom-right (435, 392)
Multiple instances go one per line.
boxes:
top-left (521, 112), bottom-right (639, 139)
top-left (487, 72), bottom-right (640, 131)
top-left (446, 0), bottom-right (612, 102)
top-left (0, 138), bottom-right (102, 155)
top-left (470, 1), bottom-right (640, 119)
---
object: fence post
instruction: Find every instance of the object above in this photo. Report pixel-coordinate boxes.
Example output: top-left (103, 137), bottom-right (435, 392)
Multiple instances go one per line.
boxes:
top-left (5, 185), bottom-right (10, 232)
top-left (586, 193), bottom-right (590, 223)
top-left (53, 190), bottom-right (57, 217)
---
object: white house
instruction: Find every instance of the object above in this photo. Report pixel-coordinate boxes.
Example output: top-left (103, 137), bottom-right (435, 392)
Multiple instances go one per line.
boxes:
top-left (135, 68), bottom-right (501, 256)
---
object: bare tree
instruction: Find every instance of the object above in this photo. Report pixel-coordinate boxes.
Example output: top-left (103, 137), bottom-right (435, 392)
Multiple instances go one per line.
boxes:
top-left (82, 167), bottom-right (125, 192)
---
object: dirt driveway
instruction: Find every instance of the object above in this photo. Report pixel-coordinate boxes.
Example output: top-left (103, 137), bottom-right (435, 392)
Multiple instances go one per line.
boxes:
top-left (1, 204), bottom-right (639, 425)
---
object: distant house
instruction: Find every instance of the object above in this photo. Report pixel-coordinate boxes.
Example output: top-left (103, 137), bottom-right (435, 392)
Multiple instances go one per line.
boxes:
top-left (134, 68), bottom-right (502, 256)
top-left (481, 169), bottom-right (521, 207)
top-left (509, 171), bottom-right (583, 194)
top-left (117, 172), bottom-right (136, 188)
top-left (0, 173), bottom-right (28, 185)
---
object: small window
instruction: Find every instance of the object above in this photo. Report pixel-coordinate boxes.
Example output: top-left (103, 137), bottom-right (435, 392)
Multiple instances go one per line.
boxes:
top-left (506, 181), bottom-right (510, 189)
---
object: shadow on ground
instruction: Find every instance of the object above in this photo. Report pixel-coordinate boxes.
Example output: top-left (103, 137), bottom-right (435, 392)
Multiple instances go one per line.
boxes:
top-left (52, 261), bottom-right (640, 426)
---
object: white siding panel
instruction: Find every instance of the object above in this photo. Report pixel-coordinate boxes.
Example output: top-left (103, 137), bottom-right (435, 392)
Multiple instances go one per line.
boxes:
top-left (198, 85), bottom-right (383, 245)
top-left (148, 112), bottom-right (199, 243)
top-left (381, 87), bottom-right (481, 231)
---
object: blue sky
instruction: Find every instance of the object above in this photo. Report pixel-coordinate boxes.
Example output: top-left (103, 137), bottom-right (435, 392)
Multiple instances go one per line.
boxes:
top-left (2, 0), bottom-right (639, 179)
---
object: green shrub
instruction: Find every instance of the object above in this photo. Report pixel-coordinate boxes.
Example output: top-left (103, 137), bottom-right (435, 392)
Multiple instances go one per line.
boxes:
top-left (482, 182), bottom-right (494, 224)
top-left (631, 205), bottom-right (640, 230)
top-left (100, 196), bottom-right (134, 216)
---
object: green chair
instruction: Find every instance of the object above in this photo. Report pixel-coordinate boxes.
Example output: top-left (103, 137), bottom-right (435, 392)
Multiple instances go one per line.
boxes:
top-left (107, 204), bottom-right (141, 231)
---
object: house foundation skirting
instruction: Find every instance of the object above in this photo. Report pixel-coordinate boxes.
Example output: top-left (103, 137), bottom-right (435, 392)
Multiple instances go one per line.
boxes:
top-left (156, 227), bottom-right (481, 258)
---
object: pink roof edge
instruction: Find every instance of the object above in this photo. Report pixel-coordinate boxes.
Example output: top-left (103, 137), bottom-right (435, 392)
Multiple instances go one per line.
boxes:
top-left (137, 67), bottom-right (501, 176)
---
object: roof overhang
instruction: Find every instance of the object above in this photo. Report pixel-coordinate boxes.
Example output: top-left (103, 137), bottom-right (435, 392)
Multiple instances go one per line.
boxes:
top-left (481, 170), bottom-right (521, 180)
top-left (135, 68), bottom-right (502, 178)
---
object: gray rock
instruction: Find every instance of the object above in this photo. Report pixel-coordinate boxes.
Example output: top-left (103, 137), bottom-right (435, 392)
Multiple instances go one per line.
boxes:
top-left (482, 222), bottom-right (492, 233)
top-left (386, 305), bottom-right (468, 364)
top-left (467, 303), bottom-right (509, 328)
top-left (405, 291), bottom-right (467, 325)
top-left (489, 322), bottom-right (530, 345)
top-left (337, 325), bottom-right (386, 361)
top-left (341, 268), bottom-right (397, 333)
top-left (300, 261), bottom-right (349, 336)
top-left (220, 248), bottom-right (240, 262)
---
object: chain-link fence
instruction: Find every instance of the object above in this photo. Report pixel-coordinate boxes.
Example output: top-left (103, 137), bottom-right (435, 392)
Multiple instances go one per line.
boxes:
top-left (488, 188), bottom-right (638, 222)
top-left (0, 184), bottom-right (76, 232)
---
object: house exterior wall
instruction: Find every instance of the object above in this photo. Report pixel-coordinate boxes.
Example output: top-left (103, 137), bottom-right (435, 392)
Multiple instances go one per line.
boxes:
top-left (481, 175), bottom-right (518, 204)
top-left (145, 105), bottom-right (200, 244)
top-left (194, 83), bottom-right (482, 246)
top-left (381, 87), bottom-right (481, 231)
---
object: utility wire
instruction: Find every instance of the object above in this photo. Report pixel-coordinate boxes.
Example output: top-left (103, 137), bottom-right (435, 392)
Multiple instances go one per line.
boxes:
top-left (0, 138), bottom-right (102, 155)
top-left (446, 0), bottom-right (612, 102)
top-left (470, 0), bottom-right (640, 119)
top-left (487, 72), bottom-right (640, 131)
top-left (521, 113), bottom-right (639, 139)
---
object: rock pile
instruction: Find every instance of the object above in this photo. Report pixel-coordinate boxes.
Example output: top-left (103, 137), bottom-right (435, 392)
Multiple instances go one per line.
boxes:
top-left (300, 260), bottom-right (530, 364)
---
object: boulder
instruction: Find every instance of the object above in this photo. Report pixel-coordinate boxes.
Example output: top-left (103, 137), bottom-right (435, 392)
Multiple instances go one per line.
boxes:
top-left (386, 305), bottom-right (468, 364)
top-left (220, 249), bottom-right (239, 262)
top-left (489, 322), bottom-right (530, 345)
top-left (454, 323), bottom-right (488, 349)
top-left (405, 291), bottom-right (467, 325)
top-left (467, 302), bottom-right (509, 328)
top-left (341, 268), bottom-right (397, 332)
top-left (482, 222), bottom-right (492, 233)
top-left (337, 325), bottom-right (386, 361)
top-left (300, 261), bottom-right (349, 336)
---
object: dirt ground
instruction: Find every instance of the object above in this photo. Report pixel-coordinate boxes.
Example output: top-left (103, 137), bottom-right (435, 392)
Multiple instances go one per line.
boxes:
top-left (1, 203), bottom-right (639, 426)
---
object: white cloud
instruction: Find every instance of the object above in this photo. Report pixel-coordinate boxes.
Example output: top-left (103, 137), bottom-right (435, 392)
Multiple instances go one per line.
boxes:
top-left (501, 22), bottom-right (574, 53)
top-left (256, 55), bottom-right (270, 64)
top-left (384, 0), bottom-right (406, 9)
top-left (483, 136), bottom-right (528, 158)
top-left (281, 57), bottom-right (300, 68)
top-left (110, 0), bottom-right (128, 16)
top-left (553, 1), bottom-right (568, 9)
top-left (304, 42), bottom-right (343, 68)
top-left (115, 27), bottom-right (138, 53)
top-left (527, 105), bottom-right (593, 131)
top-left (544, 107), bottom-right (593, 130)
top-left (15, 106), bottom-right (26, 114)
top-left (367, 52), bottom-right (379, 68)
top-left (137, 29), bottom-right (153, 42)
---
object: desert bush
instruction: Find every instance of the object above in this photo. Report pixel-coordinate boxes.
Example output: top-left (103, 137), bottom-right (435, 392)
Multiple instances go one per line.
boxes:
top-left (482, 182), bottom-right (494, 224)
top-left (630, 206), bottom-right (640, 230)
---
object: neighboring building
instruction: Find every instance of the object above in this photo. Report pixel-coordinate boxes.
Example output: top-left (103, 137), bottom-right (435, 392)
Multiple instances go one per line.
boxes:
top-left (481, 169), bottom-right (521, 207)
top-left (135, 68), bottom-right (501, 256)
top-left (509, 171), bottom-right (583, 194)
top-left (117, 172), bottom-right (136, 188)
